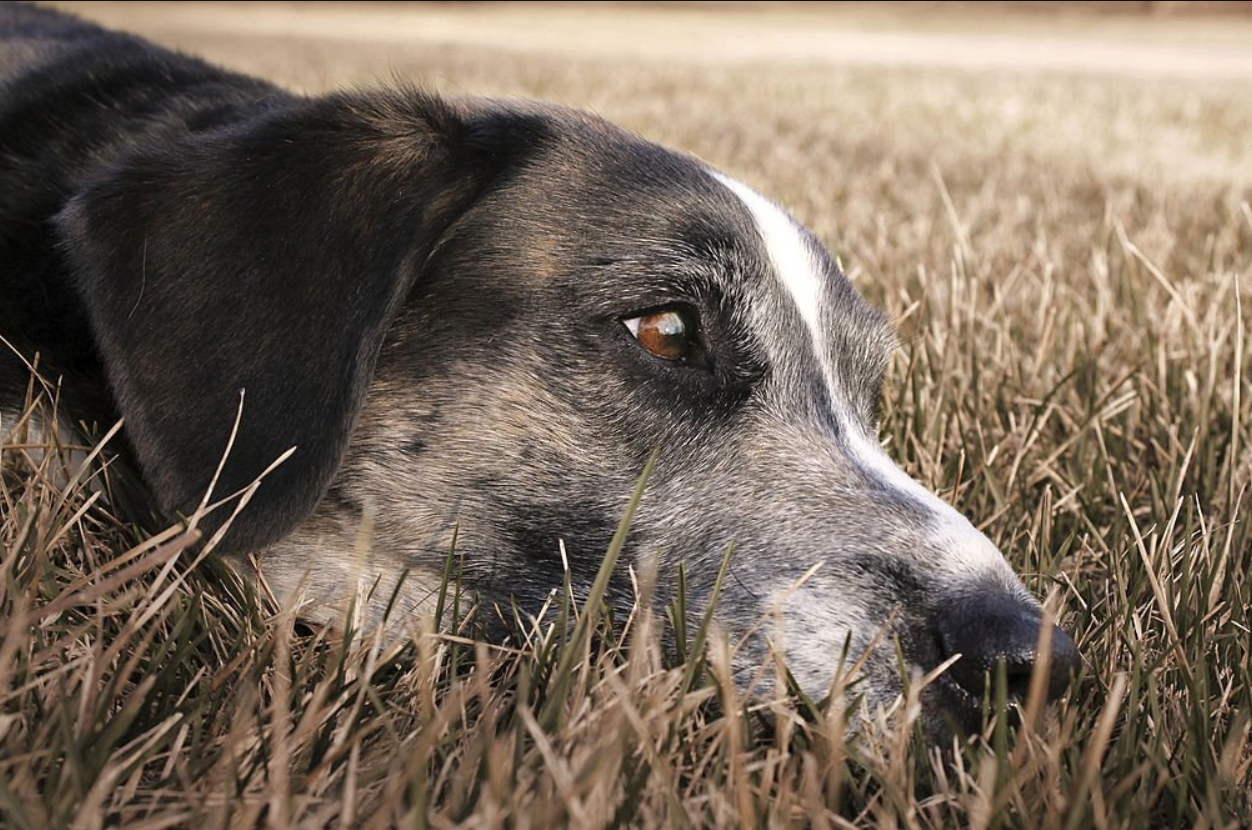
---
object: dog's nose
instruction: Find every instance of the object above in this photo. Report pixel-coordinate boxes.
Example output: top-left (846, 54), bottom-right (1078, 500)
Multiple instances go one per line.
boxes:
top-left (936, 593), bottom-right (1079, 703)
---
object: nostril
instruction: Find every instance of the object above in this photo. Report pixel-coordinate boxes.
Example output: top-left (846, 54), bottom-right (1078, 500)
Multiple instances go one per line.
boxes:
top-left (935, 596), bottom-right (1080, 705)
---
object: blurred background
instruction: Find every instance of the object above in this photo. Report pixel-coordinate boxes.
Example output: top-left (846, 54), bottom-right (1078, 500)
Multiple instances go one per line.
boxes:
top-left (48, 1), bottom-right (1252, 193)
top-left (50, 2), bottom-right (1252, 91)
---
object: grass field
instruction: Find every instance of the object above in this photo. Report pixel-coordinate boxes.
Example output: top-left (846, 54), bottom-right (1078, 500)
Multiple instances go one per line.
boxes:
top-left (2, 2), bottom-right (1251, 827)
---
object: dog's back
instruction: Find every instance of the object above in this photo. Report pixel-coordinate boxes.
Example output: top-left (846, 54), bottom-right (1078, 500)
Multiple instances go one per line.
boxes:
top-left (0, 4), bottom-right (95, 399)
top-left (0, 5), bottom-right (277, 414)
top-left (0, 3), bottom-right (80, 78)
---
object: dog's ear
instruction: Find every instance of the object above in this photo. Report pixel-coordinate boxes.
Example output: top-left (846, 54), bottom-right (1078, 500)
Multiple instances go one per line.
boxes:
top-left (57, 91), bottom-right (545, 552)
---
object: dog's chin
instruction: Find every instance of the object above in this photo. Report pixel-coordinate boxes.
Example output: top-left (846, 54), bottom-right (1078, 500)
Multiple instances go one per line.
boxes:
top-left (826, 678), bottom-right (983, 750)
top-left (920, 673), bottom-right (987, 745)
top-left (773, 656), bottom-right (988, 749)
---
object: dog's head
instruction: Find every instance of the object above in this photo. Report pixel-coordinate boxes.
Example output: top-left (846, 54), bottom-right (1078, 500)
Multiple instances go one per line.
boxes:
top-left (58, 90), bottom-right (1077, 740)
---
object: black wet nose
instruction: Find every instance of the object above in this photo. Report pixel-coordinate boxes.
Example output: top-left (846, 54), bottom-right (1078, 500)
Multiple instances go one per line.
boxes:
top-left (936, 594), bottom-right (1080, 703)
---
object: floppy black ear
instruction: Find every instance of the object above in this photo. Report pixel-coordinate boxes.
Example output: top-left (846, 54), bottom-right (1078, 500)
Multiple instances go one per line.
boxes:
top-left (57, 91), bottom-right (532, 552)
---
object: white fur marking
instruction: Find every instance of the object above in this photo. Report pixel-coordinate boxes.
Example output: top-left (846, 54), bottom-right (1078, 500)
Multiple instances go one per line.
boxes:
top-left (712, 170), bottom-right (1012, 580)
top-left (845, 429), bottom-right (1012, 578)
top-left (711, 172), bottom-right (836, 392)
top-left (2, 407), bottom-right (46, 449)
top-left (711, 174), bottom-right (824, 338)
top-left (1, 407), bottom-right (97, 490)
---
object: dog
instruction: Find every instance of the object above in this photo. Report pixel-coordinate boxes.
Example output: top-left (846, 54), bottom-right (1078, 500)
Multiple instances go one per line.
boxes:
top-left (0, 3), bottom-right (1078, 741)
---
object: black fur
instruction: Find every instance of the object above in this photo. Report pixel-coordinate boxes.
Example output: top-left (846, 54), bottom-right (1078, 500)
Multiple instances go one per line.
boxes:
top-left (2, 4), bottom-right (543, 548)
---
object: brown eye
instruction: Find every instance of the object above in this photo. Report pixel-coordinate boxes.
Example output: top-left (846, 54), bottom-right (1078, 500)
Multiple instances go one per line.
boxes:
top-left (623, 308), bottom-right (697, 362)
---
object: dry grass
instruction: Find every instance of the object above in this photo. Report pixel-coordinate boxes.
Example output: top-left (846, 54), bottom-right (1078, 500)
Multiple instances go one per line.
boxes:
top-left (3, 4), bottom-right (1251, 828)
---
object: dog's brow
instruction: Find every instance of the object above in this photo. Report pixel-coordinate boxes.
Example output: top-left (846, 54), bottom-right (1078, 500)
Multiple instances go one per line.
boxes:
top-left (710, 173), bottom-right (822, 334)
top-left (708, 172), bottom-right (851, 403)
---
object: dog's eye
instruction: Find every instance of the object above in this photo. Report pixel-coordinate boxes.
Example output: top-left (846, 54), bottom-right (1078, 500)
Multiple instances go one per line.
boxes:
top-left (623, 308), bottom-right (698, 363)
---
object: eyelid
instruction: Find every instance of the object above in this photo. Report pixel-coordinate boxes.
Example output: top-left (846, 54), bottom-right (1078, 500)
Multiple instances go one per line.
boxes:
top-left (622, 302), bottom-right (697, 325)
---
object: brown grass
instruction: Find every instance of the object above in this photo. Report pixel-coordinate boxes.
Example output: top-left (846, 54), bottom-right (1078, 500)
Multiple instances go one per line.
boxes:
top-left (3, 4), bottom-right (1251, 828)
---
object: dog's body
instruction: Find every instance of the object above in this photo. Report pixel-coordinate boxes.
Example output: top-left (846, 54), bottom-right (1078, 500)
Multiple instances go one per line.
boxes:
top-left (0, 4), bottom-right (1076, 740)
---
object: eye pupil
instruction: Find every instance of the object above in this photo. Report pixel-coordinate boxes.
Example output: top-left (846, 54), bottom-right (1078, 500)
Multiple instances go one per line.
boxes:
top-left (630, 309), bottom-right (692, 362)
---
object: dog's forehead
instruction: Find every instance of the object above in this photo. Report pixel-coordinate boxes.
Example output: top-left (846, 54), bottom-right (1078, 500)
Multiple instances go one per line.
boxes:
top-left (696, 169), bottom-right (898, 392)
top-left (493, 125), bottom-right (896, 403)
top-left (568, 144), bottom-right (896, 402)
